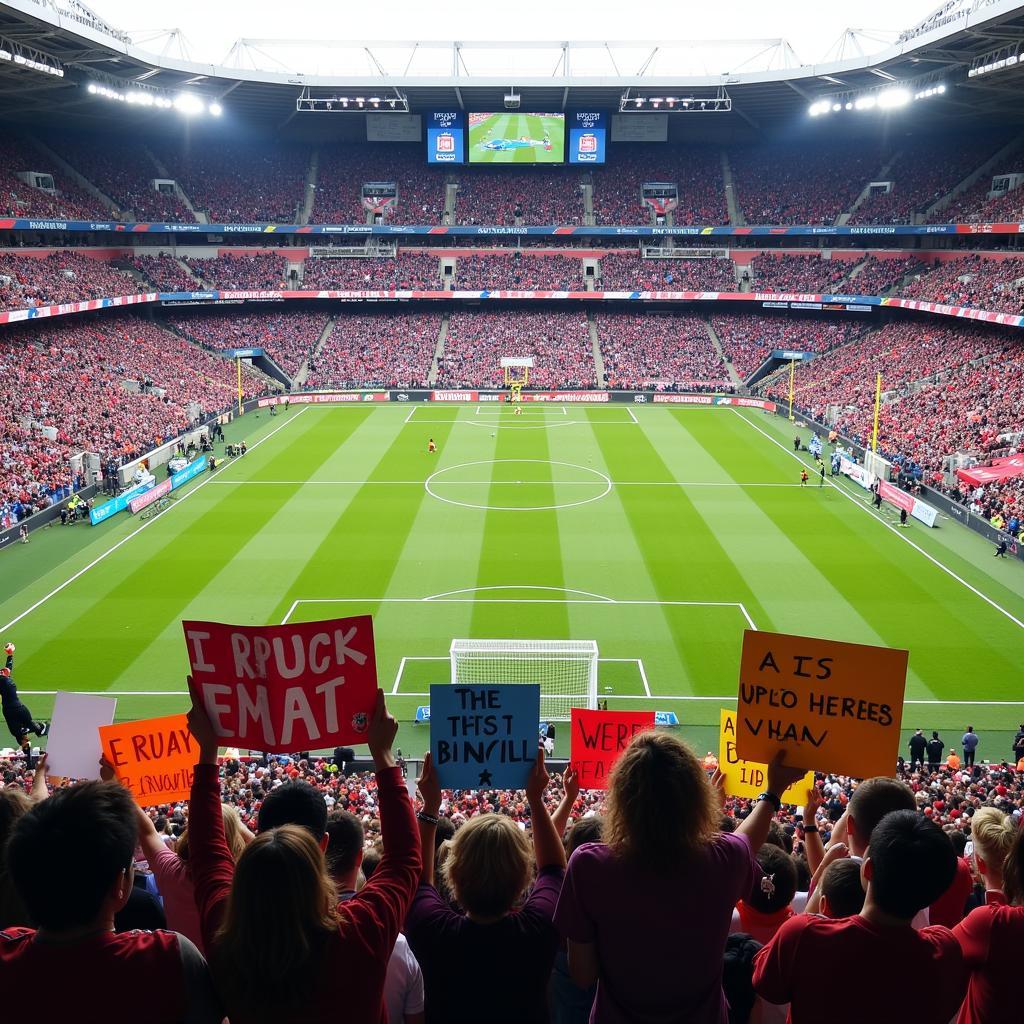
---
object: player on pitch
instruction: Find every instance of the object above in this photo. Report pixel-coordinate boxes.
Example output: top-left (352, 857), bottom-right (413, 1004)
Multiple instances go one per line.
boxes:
top-left (1, 643), bottom-right (49, 754)
top-left (428, 437), bottom-right (437, 454)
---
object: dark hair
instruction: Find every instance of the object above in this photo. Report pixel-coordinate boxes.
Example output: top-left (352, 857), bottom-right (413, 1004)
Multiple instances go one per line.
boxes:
top-left (7, 782), bottom-right (136, 930)
top-left (323, 811), bottom-right (364, 878)
top-left (868, 810), bottom-right (956, 918)
top-left (434, 816), bottom-right (456, 850)
top-left (848, 777), bottom-right (916, 846)
top-left (949, 831), bottom-right (968, 856)
top-left (821, 859), bottom-right (866, 918)
top-left (791, 853), bottom-right (811, 893)
top-left (565, 816), bottom-right (604, 855)
top-left (361, 843), bottom-right (382, 882)
top-left (257, 781), bottom-right (328, 840)
top-left (746, 845), bottom-right (798, 914)
top-left (719, 814), bottom-right (737, 834)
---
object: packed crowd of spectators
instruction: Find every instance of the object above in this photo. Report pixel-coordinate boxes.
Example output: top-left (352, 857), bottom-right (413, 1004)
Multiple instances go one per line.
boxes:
top-left (127, 254), bottom-right (200, 292)
top-left (42, 136), bottom-right (193, 222)
top-left (597, 313), bottom-right (731, 389)
top-left (305, 313), bottom-right (438, 389)
top-left (900, 255), bottom-right (1024, 316)
top-left (184, 254), bottom-right (289, 291)
top-left (849, 137), bottom-right (1008, 225)
top-left (0, 137), bottom-right (109, 221)
top-left (167, 310), bottom-right (328, 379)
top-left (453, 170), bottom-right (584, 226)
top-left (591, 144), bottom-right (729, 226)
top-left (454, 254), bottom-right (584, 290)
top-left (847, 254), bottom-right (926, 296)
top-left (313, 144), bottom-right (446, 224)
top-left (0, 314), bottom-right (266, 523)
top-left (2, 706), bottom-right (1023, 1024)
top-left (598, 252), bottom-right (736, 291)
top-left (437, 310), bottom-right (596, 387)
top-left (713, 312), bottom-right (870, 381)
top-left (301, 254), bottom-right (442, 291)
top-left (0, 251), bottom-right (134, 311)
top-left (939, 178), bottom-right (1024, 225)
top-left (748, 253), bottom-right (852, 293)
top-left (150, 142), bottom-right (308, 224)
top-left (731, 143), bottom-right (883, 225)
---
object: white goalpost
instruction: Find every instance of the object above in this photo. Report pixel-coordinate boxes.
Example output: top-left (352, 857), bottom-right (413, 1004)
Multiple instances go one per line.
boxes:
top-left (449, 638), bottom-right (599, 721)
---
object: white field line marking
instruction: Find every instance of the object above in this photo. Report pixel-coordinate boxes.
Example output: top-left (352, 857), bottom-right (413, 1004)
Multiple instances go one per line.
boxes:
top-left (734, 410), bottom-right (1024, 632)
top-left (207, 479), bottom-right (804, 488)
top-left (404, 406), bottom-right (416, 424)
top-left (562, 406), bottom-right (568, 415)
top-left (425, 584), bottom-right (615, 602)
top-left (392, 656), bottom-right (408, 694)
top-left (637, 658), bottom-right (651, 696)
top-left (281, 599), bottom-right (300, 625)
top-left (292, 597), bottom-right (752, 608)
top-left (738, 603), bottom-right (757, 630)
top-left (627, 406), bottom-right (639, 424)
top-left (0, 408), bottom-right (310, 635)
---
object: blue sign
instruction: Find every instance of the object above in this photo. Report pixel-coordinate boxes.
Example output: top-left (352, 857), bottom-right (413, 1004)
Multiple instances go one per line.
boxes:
top-left (430, 683), bottom-right (540, 789)
top-left (427, 111), bottom-right (465, 164)
top-left (415, 705), bottom-right (430, 723)
top-left (89, 477), bottom-right (156, 525)
top-left (654, 711), bottom-right (679, 726)
top-left (569, 111), bottom-right (607, 164)
top-left (222, 347), bottom-right (264, 358)
top-left (171, 455), bottom-right (207, 489)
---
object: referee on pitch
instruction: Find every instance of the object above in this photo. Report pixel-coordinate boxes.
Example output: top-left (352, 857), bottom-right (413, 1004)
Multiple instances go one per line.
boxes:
top-left (1, 644), bottom-right (49, 754)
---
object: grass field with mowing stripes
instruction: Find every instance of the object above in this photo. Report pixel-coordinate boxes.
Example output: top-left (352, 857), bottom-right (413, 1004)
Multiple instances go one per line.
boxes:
top-left (3, 402), bottom-right (1023, 760)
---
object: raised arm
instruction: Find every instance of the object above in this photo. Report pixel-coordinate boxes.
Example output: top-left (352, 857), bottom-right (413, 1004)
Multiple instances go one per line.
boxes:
top-left (527, 746), bottom-right (567, 872)
top-left (800, 785), bottom-right (825, 876)
top-left (415, 752), bottom-right (441, 887)
top-left (550, 766), bottom-right (580, 839)
top-left (737, 753), bottom-right (808, 851)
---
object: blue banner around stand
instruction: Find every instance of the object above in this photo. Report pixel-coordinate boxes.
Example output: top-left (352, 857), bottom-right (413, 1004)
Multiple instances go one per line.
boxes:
top-left (90, 476), bottom-right (156, 525)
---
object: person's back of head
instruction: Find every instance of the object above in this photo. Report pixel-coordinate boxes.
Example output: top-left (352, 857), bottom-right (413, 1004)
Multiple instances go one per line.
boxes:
top-left (1000, 818), bottom-right (1024, 907)
top-left (821, 859), bottom-right (866, 918)
top-left (605, 731), bottom-right (718, 872)
top-left (360, 842), bottom-right (382, 882)
top-left (256, 780), bottom-right (328, 841)
top-left (6, 782), bottom-right (136, 931)
top-left (0, 788), bottom-right (32, 928)
top-left (973, 807), bottom-right (1019, 893)
top-left (324, 811), bottom-right (364, 882)
top-left (215, 824), bottom-right (338, 1018)
top-left (745, 845), bottom-right (798, 915)
top-left (865, 810), bottom-right (956, 920)
top-left (565, 815), bottom-right (603, 856)
top-left (442, 814), bottom-right (532, 919)
top-left (847, 777), bottom-right (916, 855)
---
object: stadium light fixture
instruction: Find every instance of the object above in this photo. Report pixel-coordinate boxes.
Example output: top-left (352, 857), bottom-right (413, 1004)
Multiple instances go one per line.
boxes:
top-left (173, 92), bottom-right (204, 115)
top-left (809, 76), bottom-right (943, 118)
top-left (209, 102), bottom-right (223, 116)
top-left (620, 88), bottom-right (731, 113)
top-left (0, 35), bottom-right (63, 77)
top-left (968, 42), bottom-right (1020, 78)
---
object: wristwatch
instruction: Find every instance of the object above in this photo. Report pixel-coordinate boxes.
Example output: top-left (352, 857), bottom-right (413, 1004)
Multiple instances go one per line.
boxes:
top-left (758, 791), bottom-right (782, 812)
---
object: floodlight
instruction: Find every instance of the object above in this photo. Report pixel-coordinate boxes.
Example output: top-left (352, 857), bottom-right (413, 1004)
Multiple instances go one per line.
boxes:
top-left (174, 92), bottom-right (204, 115)
top-left (209, 102), bottom-right (223, 116)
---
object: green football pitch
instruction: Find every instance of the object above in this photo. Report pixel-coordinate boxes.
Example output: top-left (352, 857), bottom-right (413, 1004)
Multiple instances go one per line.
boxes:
top-left (469, 113), bottom-right (565, 163)
top-left (3, 402), bottom-right (1023, 760)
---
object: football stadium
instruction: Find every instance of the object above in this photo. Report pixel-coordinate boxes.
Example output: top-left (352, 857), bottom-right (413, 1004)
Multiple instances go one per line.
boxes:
top-left (1, 1), bottom-right (1024, 1019)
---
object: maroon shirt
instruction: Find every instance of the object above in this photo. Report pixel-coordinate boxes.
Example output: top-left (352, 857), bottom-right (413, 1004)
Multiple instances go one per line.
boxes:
top-left (953, 902), bottom-right (1024, 1024)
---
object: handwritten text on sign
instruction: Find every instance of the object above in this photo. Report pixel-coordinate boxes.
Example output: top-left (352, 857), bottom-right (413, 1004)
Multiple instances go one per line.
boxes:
top-left (719, 709), bottom-right (813, 804)
top-left (430, 684), bottom-right (540, 790)
top-left (182, 616), bottom-right (378, 753)
top-left (735, 630), bottom-right (908, 779)
top-left (99, 714), bottom-right (197, 806)
top-left (570, 708), bottom-right (655, 790)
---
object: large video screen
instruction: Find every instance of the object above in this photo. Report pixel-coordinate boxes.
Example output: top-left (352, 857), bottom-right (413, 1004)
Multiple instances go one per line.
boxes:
top-left (427, 110), bottom-right (465, 164)
top-left (468, 112), bottom-right (565, 163)
top-left (568, 111), bottom-right (607, 164)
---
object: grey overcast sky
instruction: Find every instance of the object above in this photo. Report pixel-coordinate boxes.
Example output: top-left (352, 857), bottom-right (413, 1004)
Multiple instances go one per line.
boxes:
top-left (86, 0), bottom-right (945, 74)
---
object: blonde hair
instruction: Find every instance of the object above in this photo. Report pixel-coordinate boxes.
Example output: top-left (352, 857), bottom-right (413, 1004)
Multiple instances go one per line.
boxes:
top-left (177, 804), bottom-right (249, 864)
top-left (212, 825), bottom-right (338, 1021)
top-left (604, 731), bottom-right (719, 872)
top-left (972, 808), bottom-right (1016, 876)
top-left (443, 814), bottom-right (532, 918)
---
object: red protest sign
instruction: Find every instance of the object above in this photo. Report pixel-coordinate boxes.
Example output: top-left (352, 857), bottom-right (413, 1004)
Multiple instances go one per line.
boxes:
top-left (182, 616), bottom-right (378, 754)
top-left (569, 708), bottom-right (655, 790)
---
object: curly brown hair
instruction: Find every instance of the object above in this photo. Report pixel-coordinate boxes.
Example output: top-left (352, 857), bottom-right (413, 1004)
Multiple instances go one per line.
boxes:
top-left (603, 731), bottom-right (720, 872)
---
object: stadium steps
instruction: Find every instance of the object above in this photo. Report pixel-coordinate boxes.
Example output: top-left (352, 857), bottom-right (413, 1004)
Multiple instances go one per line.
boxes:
top-left (720, 150), bottom-right (744, 226)
top-left (299, 149), bottom-right (319, 225)
top-left (28, 138), bottom-right (120, 217)
top-left (704, 319), bottom-right (741, 386)
top-left (588, 313), bottom-right (606, 386)
top-left (175, 258), bottom-right (205, 287)
top-left (444, 182), bottom-right (458, 225)
top-left (428, 315), bottom-right (449, 386)
top-left (925, 133), bottom-right (1024, 221)
top-left (142, 144), bottom-right (207, 224)
top-left (846, 151), bottom-right (902, 221)
top-left (581, 178), bottom-right (595, 226)
top-left (296, 316), bottom-right (338, 386)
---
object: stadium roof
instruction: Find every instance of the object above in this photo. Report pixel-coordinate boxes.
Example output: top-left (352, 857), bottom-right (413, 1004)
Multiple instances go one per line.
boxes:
top-left (1, 0), bottom-right (1023, 138)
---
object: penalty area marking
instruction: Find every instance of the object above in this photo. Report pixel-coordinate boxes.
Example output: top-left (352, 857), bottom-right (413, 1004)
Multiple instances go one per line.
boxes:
top-left (733, 410), bottom-right (1024, 633)
top-left (0, 408), bottom-right (310, 636)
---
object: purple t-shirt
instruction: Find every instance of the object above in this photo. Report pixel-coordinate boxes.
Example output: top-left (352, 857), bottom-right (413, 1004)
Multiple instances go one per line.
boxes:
top-left (554, 836), bottom-right (759, 1024)
top-left (405, 866), bottom-right (564, 1023)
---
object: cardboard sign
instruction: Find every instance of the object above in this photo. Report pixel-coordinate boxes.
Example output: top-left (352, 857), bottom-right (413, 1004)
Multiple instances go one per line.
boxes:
top-left (99, 714), bottom-right (197, 806)
top-left (183, 616), bottom-right (378, 754)
top-left (735, 630), bottom-right (908, 779)
top-left (719, 709), bottom-right (813, 804)
top-left (569, 708), bottom-right (655, 790)
top-left (430, 684), bottom-right (540, 789)
top-left (45, 692), bottom-right (117, 780)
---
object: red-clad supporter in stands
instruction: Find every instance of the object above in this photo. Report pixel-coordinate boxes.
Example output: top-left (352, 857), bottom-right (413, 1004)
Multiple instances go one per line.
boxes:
top-left (598, 253), bottom-right (736, 291)
top-left (749, 253), bottom-right (851, 293)
top-left (186, 253), bottom-right (288, 291)
top-left (591, 145), bottom-right (728, 226)
top-left (0, 137), bottom-right (111, 221)
top-left (0, 251), bottom-right (135, 312)
top-left (940, 177), bottom-right (1024, 225)
top-left (301, 253), bottom-right (441, 291)
top-left (454, 170), bottom-right (583, 226)
top-left (597, 313), bottom-right (731, 389)
top-left (731, 142), bottom-right (883, 225)
top-left (455, 253), bottom-right (583, 290)
top-left (901, 254), bottom-right (1024, 316)
top-left (314, 144), bottom-right (446, 224)
top-left (437, 311), bottom-right (595, 388)
top-left (305, 313), bottom-right (437, 389)
top-left (129, 254), bottom-right (202, 292)
top-left (846, 254), bottom-right (925, 296)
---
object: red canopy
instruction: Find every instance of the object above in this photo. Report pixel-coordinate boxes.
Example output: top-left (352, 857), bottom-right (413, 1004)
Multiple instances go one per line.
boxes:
top-left (957, 454), bottom-right (1024, 487)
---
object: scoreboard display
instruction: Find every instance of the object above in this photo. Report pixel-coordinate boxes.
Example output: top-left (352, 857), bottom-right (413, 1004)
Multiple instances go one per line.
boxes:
top-left (427, 111), bottom-right (465, 164)
top-left (569, 111), bottom-right (607, 164)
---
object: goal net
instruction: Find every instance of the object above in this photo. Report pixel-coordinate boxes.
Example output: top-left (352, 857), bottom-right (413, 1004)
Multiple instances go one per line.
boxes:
top-left (449, 638), bottom-right (599, 721)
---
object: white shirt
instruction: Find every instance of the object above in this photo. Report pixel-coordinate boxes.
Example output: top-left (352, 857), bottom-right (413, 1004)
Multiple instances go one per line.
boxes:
top-left (385, 933), bottom-right (424, 1024)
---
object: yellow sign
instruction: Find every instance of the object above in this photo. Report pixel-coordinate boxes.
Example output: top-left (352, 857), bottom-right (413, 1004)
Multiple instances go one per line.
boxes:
top-left (719, 709), bottom-right (813, 804)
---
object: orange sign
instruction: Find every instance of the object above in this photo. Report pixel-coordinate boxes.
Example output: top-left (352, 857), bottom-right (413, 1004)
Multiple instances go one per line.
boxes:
top-left (719, 709), bottom-right (813, 804)
top-left (735, 630), bottom-right (908, 780)
top-left (99, 713), bottom-right (197, 807)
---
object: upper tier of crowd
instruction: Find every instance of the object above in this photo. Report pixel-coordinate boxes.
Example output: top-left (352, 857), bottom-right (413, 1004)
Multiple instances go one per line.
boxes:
top-left (2, 132), bottom-right (1021, 227)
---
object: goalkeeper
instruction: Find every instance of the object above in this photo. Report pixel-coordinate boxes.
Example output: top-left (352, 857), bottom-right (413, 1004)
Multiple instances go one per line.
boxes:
top-left (2, 643), bottom-right (49, 752)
